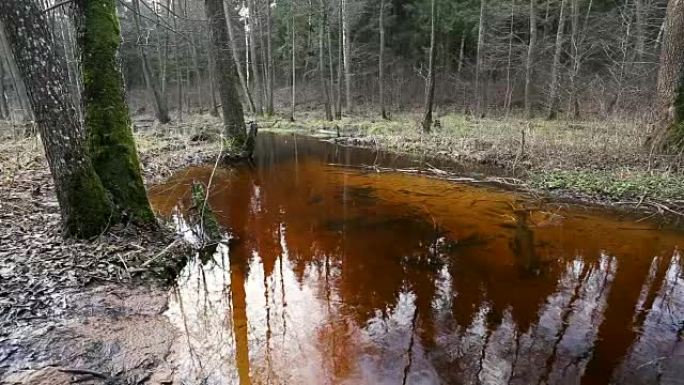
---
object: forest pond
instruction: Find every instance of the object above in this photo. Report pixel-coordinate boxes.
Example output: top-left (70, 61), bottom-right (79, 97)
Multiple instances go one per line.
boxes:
top-left (149, 134), bottom-right (684, 385)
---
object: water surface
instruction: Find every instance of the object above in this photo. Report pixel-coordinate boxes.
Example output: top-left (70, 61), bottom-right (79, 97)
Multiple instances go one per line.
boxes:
top-left (149, 134), bottom-right (684, 385)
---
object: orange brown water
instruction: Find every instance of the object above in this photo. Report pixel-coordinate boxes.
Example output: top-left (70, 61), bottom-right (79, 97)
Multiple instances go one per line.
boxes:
top-left (149, 134), bottom-right (684, 385)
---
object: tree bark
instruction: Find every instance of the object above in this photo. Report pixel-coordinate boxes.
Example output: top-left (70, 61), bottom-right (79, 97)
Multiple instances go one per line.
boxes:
top-left (0, 56), bottom-right (7, 119)
top-left (475, 0), bottom-right (486, 117)
top-left (131, 0), bottom-right (171, 123)
top-left (76, 0), bottom-right (155, 224)
top-left (547, 0), bottom-right (567, 120)
top-left (205, 0), bottom-right (247, 147)
top-left (224, 0), bottom-right (256, 115)
top-left (651, 0), bottom-right (684, 150)
top-left (319, 0), bottom-right (333, 121)
top-left (321, 0), bottom-right (337, 119)
top-left (0, 27), bottom-right (32, 122)
top-left (0, 0), bottom-right (113, 237)
top-left (421, 0), bottom-right (436, 133)
top-left (524, 0), bottom-right (537, 118)
top-left (335, 0), bottom-right (343, 119)
top-left (342, 0), bottom-right (352, 111)
top-left (248, 0), bottom-right (263, 115)
top-left (290, 6), bottom-right (297, 122)
top-left (265, 0), bottom-right (274, 116)
top-left (379, 0), bottom-right (388, 120)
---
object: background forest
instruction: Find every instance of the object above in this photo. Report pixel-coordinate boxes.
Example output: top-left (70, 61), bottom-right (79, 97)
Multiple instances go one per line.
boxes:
top-left (0, 0), bottom-right (675, 124)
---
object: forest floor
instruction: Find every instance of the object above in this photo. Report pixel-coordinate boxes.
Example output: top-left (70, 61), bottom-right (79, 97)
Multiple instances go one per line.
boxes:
top-left (264, 109), bottom-right (684, 220)
top-left (0, 118), bottom-right (224, 385)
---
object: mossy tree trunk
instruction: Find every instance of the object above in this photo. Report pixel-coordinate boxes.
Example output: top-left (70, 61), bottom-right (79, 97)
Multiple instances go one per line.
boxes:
top-left (76, 0), bottom-right (156, 225)
top-left (651, 0), bottom-right (684, 151)
top-left (0, 0), bottom-right (113, 238)
top-left (205, 0), bottom-right (247, 148)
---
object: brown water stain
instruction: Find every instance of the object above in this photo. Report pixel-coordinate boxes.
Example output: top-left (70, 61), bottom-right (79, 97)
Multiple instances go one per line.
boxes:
top-left (149, 133), bottom-right (684, 385)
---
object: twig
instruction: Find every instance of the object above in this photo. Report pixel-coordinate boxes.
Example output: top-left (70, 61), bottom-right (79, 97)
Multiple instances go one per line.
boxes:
top-left (57, 367), bottom-right (108, 379)
top-left (42, 0), bottom-right (75, 13)
top-left (141, 239), bottom-right (181, 267)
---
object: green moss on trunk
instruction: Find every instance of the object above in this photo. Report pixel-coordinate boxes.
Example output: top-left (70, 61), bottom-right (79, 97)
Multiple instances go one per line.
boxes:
top-left (64, 167), bottom-right (114, 238)
top-left (78, 0), bottom-right (155, 224)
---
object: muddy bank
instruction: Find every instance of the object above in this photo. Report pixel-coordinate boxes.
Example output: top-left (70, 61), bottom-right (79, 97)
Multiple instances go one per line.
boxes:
top-left (0, 123), bottom-right (221, 384)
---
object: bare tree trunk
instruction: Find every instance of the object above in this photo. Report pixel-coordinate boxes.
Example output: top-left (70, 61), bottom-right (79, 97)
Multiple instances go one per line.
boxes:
top-left (342, 0), bottom-right (352, 112)
top-left (457, 31), bottom-right (465, 75)
top-left (421, 0), bottom-right (436, 133)
top-left (319, 1), bottom-right (333, 121)
top-left (547, 0), bottom-right (567, 120)
top-left (290, 6), bottom-right (297, 122)
top-left (379, 0), bottom-right (389, 120)
top-left (505, 0), bottom-right (515, 113)
top-left (205, 0), bottom-right (247, 147)
top-left (475, 0), bottom-right (486, 117)
top-left (650, 0), bottom-right (684, 151)
top-left (0, 27), bottom-right (32, 121)
top-left (76, 0), bottom-right (155, 225)
top-left (321, 0), bottom-right (338, 119)
top-left (132, 0), bottom-right (171, 123)
top-left (248, 0), bottom-right (263, 115)
top-left (173, 0), bottom-right (183, 121)
top-left (524, 0), bottom-right (537, 118)
top-left (224, 0), bottom-right (256, 115)
top-left (265, 0), bottom-right (274, 116)
top-left (0, 57), bottom-right (7, 119)
top-left (634, 0), bottom-right (645, 62)
top-left (0, 0), bottom-right (113, 237)
top-left (335, 0), bottom-right (343, 119)
top-left (206, 34), bottom-right (220, 117)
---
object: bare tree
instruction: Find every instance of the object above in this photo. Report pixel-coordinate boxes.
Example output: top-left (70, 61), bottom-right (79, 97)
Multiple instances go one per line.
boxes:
top-left (547, 0), bottom-right (567, 120)
top-left (0, 0), bottom-right (113, 237)
top-left (650, 0), bottom-right (684, 151)
top-left (248, 0), bottom-right (264, 115)
top-left (342, 0), bottom-right (352, 111)
top-left (205, 0), bottom-right (247, 147)
top-left (318, 0), bottom-right (333, 121)
top-left (524, 0), bottom-right (537, 117)
top-left (265, 0), bottom-right (275, 116)
top-left (421, 0), bottom-right (436, 133)
top-left (379, 0), bottom-right (389, 120)
top-left (131, 0), bottom-right (171, 123)
top-left (475, 0), bottom-right (486, 117)
top-left (224, 0), bottom-right (257, 115)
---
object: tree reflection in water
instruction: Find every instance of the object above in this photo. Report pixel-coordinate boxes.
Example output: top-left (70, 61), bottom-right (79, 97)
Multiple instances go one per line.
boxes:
top-left (151, 134), bottom-right (684, 385)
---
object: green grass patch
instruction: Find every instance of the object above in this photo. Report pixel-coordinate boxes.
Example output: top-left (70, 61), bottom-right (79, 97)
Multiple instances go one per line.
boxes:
top-left (531, 170), bottom-right (684, 201)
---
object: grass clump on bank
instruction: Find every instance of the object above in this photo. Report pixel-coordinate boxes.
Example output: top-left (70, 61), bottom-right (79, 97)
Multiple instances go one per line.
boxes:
top-left (530, 170), bottom-right (684, 201)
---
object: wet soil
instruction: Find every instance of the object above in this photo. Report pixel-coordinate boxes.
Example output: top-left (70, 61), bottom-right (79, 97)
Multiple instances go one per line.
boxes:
top-left (148, 133), bottom-right (684, 385)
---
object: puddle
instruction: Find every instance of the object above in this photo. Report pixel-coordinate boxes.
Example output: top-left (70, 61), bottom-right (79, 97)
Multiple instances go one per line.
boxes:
top-left (149, 134), bottom-right (684, 385)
